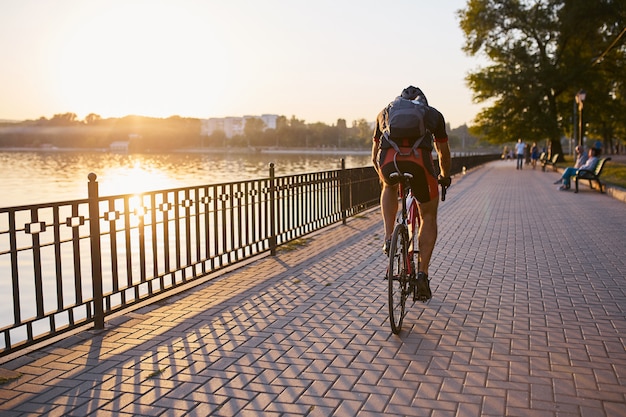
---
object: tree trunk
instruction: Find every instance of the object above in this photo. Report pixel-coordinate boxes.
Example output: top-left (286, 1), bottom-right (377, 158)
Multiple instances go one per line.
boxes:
top-left (548, 138), bottom-right (565, 162)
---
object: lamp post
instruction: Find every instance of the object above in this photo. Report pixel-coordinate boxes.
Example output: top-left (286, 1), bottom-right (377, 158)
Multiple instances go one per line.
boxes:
top-left (575, 90), bottom-right (586, 147)
top-left (572, 99), bottom-right (576, 156)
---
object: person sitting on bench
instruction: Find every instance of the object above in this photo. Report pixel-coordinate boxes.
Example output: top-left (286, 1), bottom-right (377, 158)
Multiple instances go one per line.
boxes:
top-left (554, 147), bottom-right (599, 190)
top-left (573, 145), bottom-right (589, 169)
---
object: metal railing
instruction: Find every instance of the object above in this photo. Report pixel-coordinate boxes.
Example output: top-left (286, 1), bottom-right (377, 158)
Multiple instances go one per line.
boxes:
top-left (0, 161), bottom-right (380, 357)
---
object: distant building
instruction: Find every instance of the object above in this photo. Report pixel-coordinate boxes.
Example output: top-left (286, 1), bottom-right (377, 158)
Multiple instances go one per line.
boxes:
top-left (201, 114), bottom-right (278, 138)
top-left (259, 114), bottom-right (278, 130)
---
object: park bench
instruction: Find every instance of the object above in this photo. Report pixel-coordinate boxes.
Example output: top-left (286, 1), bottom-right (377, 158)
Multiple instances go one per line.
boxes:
top-left (541, 153), bottom-right (559, 172)
top-left (574, 157), bottom-right (611, 193)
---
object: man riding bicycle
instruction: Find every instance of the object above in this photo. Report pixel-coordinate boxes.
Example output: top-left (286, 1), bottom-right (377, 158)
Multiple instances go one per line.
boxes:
top-left (372, 86), bottom-right (451, 301)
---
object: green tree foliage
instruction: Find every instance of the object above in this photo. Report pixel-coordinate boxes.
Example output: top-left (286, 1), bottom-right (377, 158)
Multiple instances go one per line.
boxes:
top-left (459, 0), bottom-right (626, 159)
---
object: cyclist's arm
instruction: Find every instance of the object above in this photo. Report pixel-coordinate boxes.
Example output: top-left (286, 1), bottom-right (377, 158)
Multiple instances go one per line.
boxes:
top-left (371, 137), bottom-right (380, 172)
top-left (434, 140), bottom-right (451, 178)
top-left (371, 113), bottom-right (384, 178)
top-left (427, 107), bottom-right (451, 179)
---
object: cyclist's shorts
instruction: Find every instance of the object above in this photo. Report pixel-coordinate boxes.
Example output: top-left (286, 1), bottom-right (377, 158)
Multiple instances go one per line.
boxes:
top-left (377, 147), bottom-right (439, 203)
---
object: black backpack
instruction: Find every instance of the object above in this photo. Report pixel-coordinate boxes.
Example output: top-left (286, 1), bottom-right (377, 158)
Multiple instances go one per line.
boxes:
top-left (381, 97), bottom-right (432, 154)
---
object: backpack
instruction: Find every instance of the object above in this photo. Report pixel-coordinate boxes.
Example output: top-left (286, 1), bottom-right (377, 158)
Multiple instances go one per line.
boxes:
top-left (381, 97), bottom-right (432, 154)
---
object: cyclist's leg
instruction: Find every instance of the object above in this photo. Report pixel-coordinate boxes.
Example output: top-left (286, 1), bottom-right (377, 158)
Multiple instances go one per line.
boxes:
top-left (378, 148), bottom-right (401, 249)
top-left (417, 197), bottom-right (438, 276)
top-left (412, 148), bottom-right (439, 275)
top-left (381, 182), bottom-right (399, 242)
top-left (408, 150), bottom-right (439, 301)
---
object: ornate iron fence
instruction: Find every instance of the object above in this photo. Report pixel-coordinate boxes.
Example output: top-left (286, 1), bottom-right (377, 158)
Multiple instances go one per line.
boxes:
top-left (0, 162), bottom-right (380, 357)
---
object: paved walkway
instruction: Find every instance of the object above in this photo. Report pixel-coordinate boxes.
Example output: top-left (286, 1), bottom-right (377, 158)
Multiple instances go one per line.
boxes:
top-left (1, 160), bottom-right (625, 417)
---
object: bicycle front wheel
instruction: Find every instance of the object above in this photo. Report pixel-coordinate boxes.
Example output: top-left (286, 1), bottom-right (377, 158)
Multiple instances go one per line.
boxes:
top-left (388, 224), bottom-right (409, 334)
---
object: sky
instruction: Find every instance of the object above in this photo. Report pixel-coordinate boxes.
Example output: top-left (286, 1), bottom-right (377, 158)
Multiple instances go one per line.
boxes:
top-left (0, 0), bottom-right (485, 128)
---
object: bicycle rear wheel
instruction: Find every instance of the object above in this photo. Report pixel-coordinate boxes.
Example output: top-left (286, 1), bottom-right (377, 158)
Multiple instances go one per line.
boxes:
top-left (388, 224), bottom-right (409, 334)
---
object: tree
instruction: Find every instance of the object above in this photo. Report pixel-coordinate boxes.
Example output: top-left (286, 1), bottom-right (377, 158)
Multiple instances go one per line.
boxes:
top-left (459, 0), bottom-right (626, 160)
top-left (243, 117), bottom-right (266, 146)
top-left (352, 119), bottom-right (373, 147)
top-left (84, 113), bottom-right (102, 125)
top-left (50, 112), bottom-right (79, 125)
top-left (337, 118), bottom-right (347, 147)
top-left (206, 130), bottom-right (227, 148)
top-left (273, 116), bottom-right (290, 147)
top-left (286, 116), bottom-right (308, 147)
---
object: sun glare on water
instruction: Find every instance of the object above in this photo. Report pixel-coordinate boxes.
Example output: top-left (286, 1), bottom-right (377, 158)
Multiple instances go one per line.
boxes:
top-left (98, 161), bottom-right (181, 197)
top-left (96, 160), bottom-right (186, 226)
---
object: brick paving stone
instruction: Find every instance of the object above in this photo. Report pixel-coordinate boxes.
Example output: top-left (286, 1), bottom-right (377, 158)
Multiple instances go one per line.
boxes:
top-left (1, 160), bottom-right (626, 416)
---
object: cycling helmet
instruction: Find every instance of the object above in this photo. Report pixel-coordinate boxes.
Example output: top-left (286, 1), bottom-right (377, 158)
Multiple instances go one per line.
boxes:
top-left (401, 85), bottom-right (428, 105)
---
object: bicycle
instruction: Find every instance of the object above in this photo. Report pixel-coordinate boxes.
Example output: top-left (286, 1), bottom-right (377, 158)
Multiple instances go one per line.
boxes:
top-left (387, 171), bottom-right (447, 334)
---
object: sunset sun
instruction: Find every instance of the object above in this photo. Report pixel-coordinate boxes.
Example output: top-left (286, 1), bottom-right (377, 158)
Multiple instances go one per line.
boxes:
top-left (54, 2), bottom-right (232, 120)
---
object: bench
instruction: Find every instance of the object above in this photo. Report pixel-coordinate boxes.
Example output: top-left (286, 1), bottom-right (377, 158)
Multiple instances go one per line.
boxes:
top-left (574, 157), bottom-right (611, 193)
top-left (541, 153), bottom-right (559, 172)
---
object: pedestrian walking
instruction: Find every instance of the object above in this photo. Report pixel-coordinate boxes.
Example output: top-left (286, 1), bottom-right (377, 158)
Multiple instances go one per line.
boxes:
top-left (515, 138), bottom-right (525, 170)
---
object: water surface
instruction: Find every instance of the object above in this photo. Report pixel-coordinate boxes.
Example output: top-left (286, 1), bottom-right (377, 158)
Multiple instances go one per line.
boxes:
top-left (0, 150), bottom-right (371, 207)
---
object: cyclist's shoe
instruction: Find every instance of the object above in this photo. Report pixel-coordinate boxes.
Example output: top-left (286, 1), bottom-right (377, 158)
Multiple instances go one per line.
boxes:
top-left (415, 272), bottom-right (432, 302)
top-left (382, 239), bottom-right (391, 256)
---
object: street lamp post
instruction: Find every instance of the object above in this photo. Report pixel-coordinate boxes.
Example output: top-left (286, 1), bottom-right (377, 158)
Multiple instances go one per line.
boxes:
top-left (575, 90), bottom-right (586, 147)
top-left (572, 99), bottom-right (576, 156)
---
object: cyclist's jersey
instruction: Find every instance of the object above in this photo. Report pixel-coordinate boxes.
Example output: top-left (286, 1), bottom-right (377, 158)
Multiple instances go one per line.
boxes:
top-left (373, 100), bottom-right (449, 203)
top-left (373, 100), bottom-right (449, 150)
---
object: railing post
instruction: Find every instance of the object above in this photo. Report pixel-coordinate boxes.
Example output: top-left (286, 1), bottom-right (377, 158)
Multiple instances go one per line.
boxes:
top-left (88, 173), bottom-right (105, 330)
top-left (340, 158), bottom-right (347, 225)
top-left (268, 163), bottom-right (277, 256)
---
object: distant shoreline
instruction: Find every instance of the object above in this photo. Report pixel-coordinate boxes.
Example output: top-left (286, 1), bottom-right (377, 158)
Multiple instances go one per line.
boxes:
top-left (0, 146), bottom-right (497, 157)
top-left (0, 146), bottom-right (372, 156)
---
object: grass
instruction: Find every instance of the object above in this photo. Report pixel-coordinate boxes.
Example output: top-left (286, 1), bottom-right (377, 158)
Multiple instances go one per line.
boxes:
top-left (561, 155), bottom-right (626, 189)
top-left (600, 164), bottom-right (626, 189)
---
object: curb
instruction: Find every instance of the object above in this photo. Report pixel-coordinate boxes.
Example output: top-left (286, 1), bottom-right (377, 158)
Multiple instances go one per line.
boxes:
top-left (606, 184), bottom-right (626, 203)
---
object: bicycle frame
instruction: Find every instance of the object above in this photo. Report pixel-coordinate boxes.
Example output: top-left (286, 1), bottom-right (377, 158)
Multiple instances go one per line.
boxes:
top-left (398, 179), bottom-right (419, 278)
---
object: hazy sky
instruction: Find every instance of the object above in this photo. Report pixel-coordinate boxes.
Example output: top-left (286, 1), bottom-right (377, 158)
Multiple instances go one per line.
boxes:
top-left (0, 0), bottom-right (485, 128)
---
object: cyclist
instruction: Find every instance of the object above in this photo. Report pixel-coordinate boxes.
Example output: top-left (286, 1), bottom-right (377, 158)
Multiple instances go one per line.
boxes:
top-left (372, 86), bottom-right (451, 301)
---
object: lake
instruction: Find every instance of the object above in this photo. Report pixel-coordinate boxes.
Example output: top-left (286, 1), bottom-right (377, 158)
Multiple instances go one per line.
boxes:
top-left (0, 150), bottom-right (372, 208)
